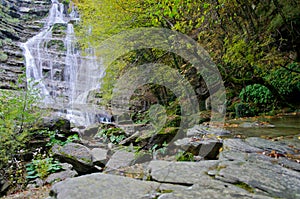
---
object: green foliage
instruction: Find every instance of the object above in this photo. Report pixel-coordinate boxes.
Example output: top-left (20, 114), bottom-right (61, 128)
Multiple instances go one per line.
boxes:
top-left (267, 63), bottom-right (300, 97)
top-left (234, 182), bottom-right (254, 193)
top-left (150, 141), bottom-right (168, 156)
top-left (95, 127), bottom-right (126, 144)
top-left (0, 51), bottom-right (8, 61)
top-left (235, 103), bottom-right (254, 118)
top-left (26, 157), bottom-right (62, 180)
top-left (131, 111), bottom-right (150, 124)
top-left (46, 40), bottom-right (66, 51)
top-left (62, 0), bottom-right (70, 5)
top-left (240, 84), bottom-right (275, 105)
top-left (46, 131), bottom-right (80, 147)
top-left (175, 151), bottom-right (194, 162)
top-left (75, 0), bottom-right (300, 112)
top-left (0, 79), bottom-right (42, 190)
top-left (109, 134), bottom-right (126, 144)
top-left (0, 85), bottom-right (41, 169)
top-left (237, 84), bottom-right (276, 116)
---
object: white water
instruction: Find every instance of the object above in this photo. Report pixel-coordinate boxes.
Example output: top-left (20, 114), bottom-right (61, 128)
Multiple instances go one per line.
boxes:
top-left (21, 0), bottom-right (109, 126)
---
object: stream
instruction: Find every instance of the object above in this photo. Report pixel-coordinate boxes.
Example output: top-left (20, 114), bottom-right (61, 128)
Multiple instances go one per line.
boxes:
top-left (226, 114), bottom-right (300, 144)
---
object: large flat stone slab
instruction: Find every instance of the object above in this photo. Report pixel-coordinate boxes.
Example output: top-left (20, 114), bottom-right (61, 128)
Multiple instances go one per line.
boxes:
top-left (49, 173), bottom-right (161, 199)
top-left (158, 182), bottom-right (272, 199)
top-left (245, 137), bottom-right (296, 154)
top-left (223, 138), bottom-right (262, 153)
top-left (215, 160), bottom-right (300, 198)
top-left (148, 160), bottom-right (219, 184)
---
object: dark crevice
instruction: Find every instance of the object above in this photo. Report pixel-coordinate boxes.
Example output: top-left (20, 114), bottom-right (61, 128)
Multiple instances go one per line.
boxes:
top-left (149, 178), bottom-right (193, 187)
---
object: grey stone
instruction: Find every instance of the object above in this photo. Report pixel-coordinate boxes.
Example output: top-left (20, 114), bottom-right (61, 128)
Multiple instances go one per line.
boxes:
top-left (223, 138), bottom-right (262, 153)
top-left (147, 160), bottom-right (272, 199)
top-left (239, 122), bottom-right (275, 128)
top-left (52, 143), bottom-right (94, 173)
top-left (81, 124), bottom-right (100, 140)
top-left (45, 169), bottom-right (78, 184)
top-left (41, 117), bottom-right (71, 135)
top-left (119, 130), bottom-right (143, 145)
top-left (0, 0), bottom-right (51, 89)
top-left (215, 160), bottom-right (300, 198)
top-left (187, 125), bottom-right (231, 137)
top-left (245, 137), bottom-right (296, 154)
top-left (174, 138), bottom-right (202, 153)
top-left (0, 178), bottom-right (10, 193)
top-left (158, 182), bottom-right (272, 199)
top-left (219, 150), bottom-right (252, 161)
top-left (91, 148), bottom-right (108, 166)
top-left (105, 150), bottom-right (135, 171)
top-left (60, 163), bottom-right (73, 170)
top-left (33, 178), bottom-right (44, 187)
top-left (148, 160), bottom-right (219, 184)
top-left (174, 138), bottom-right (222, 159)
top-left (277, 157), bottom-right (300, 171)
top-left (49, 173), bottom-right (161, 199)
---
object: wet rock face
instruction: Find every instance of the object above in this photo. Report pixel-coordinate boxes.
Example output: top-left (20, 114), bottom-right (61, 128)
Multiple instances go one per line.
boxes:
top-left (0, 0), bottom-right (51, 89)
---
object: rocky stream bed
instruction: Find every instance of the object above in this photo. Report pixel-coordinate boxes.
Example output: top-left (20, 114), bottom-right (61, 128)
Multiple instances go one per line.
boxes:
top-left (3, 115), bottom-right (300, 199)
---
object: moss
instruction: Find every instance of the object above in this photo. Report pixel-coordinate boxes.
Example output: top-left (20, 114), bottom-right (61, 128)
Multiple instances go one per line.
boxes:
top-left (158, 127), bottom-right (178, 135)
top-left (81, 157), bottom-right (92, 164)
top-left (234, 182), bottom-right (254, 193)
top-left (46, 40), bottom-right (66, 51)
top-left (156, 189), bottom-right (173, 194)
top-left (52, 23), bottom-right (67, 33)
top-left (0, 52), bottom-right (8, 62)
top-left (175, 151), bottom-right (194, 162)
top-left (216, 165), bottom-right (227, 171)
top-left (165, 115), bottom-right (181, 127)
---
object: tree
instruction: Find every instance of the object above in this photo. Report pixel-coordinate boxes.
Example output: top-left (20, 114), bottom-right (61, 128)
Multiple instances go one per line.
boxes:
top-left (74, 0), bottom-right (300, 110)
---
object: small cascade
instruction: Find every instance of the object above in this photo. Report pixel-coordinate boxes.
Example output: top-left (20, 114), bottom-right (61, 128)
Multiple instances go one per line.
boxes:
top-left (64, 23), bottom-right (78, 104)
top-left (21, 0), bottom-right (66, 103)
top-left (21, 0), bottom-right (110, 126)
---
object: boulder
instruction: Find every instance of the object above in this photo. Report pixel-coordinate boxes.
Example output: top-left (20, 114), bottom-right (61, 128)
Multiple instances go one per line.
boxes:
top-left (105, 150), bottom-right (135, 172)
top-left (45, 163), bottom-right (78, 184)
top-left (51, 143), bottom-right (94, 173)
top-left (158, 182), bottom-right (272, 199)
top-left (91, 148), bottom-right (108, 167)
top-left (148, 160), bottom-right (219, 184)
top-left (45, 170), bottom-right (78, 184)
top-left (41, 117), bottom-right (71, 135)
top-left (214, 159), bottom-right (300, 199)
top-left (49, 173), bottom-right (161, 199)
top-left (174, 138), bottom-right (222, 159)
top-left (80, 124), bottom-right (100, 140)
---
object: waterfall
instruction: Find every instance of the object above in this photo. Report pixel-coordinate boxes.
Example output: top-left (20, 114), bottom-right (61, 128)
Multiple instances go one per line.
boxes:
top-left (21, 0), bottom-right (109, 126)
top-left (21, 0), bottom-right (65, 103)
top-left (64, 23), bottom-right (78, 104)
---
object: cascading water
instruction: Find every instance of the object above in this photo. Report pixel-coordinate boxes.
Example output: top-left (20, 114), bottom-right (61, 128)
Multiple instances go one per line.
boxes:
top-left (21, 0), bottom-right (109, 126)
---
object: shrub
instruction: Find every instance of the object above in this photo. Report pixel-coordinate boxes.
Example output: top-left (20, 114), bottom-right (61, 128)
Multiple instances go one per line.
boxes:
top-left (239, 84), bottom-right (275, 115)
top-left (26, 157), bottom-right (62, 180)
top-left (0, 79), bottom-right (42, 191)
top-left (267, 62), bottom-right (300, 101)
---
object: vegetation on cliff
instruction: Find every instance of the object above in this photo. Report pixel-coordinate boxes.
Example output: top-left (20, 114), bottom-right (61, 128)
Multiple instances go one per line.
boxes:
top-left (74, 0), bottom-right (300, 117)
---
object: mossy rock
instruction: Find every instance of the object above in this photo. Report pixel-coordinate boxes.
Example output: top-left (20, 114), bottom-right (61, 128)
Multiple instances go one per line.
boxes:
top-left (165, 115), bottom-right (181, 127)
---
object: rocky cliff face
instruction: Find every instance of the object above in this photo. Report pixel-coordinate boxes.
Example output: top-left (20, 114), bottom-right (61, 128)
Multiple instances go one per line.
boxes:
top-left (0, 0), bottom-right (51, 89)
